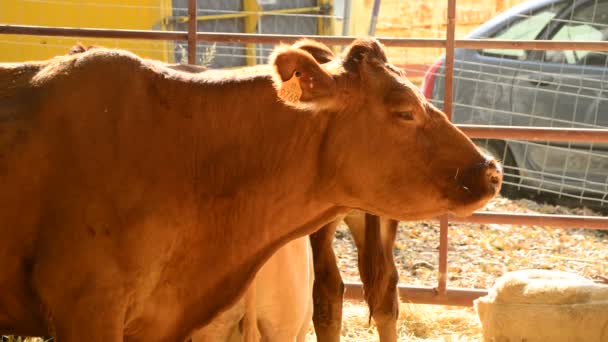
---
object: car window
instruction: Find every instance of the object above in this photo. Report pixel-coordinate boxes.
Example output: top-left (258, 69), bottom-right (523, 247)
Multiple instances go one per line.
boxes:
top-left (545, 0), bottom-right (608, 65)
top-left (482, 3), bottom-right (567, 60)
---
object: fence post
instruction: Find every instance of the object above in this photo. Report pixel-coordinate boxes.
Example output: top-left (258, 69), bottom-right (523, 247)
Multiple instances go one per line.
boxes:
top-left (244, 0), bottom-right (259, 66)
top-left (368, 0), bottom-right (381, 36)
top-left (341, 0), bottom-right (351, 36)
top-left (188, 0), bottom-right (197, 65)
top-left (438, 0), bottom-right (457, 296)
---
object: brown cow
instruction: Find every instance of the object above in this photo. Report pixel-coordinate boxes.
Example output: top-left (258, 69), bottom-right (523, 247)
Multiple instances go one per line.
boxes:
top-left (0, 38), bottom-right (501, 341)
top-left (66, 43), bottom-right (388, 342)
top-left (66, 43), bottom-right (462, 342)
top-left (69, 45), bottom-right (315, 342)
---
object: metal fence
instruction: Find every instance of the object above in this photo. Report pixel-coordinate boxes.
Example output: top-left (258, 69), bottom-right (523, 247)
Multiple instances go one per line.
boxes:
top-left (0, 0), bottom-right (340, 66)
top-left (423, 0), bottom-right (608, 208)
top-left (1, 0), bottom-right (608, 307)
top-left (171, 0), bottom-right (329, 67)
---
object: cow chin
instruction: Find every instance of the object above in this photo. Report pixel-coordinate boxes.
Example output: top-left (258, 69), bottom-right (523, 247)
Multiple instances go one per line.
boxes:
top-left (448, 197), bottom-right (492, 218)
top-left (443, 158), bottom-right (502, 217)
top-left (446, 184), bottom-right (499, 218)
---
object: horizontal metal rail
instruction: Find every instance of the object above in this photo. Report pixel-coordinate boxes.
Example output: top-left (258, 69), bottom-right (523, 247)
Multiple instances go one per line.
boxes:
top-left (457, 39), bottom-right (608, 51)
top-left (4, 25), bottom-right (608, 51)
top-left (197, 32), bottom-right (444, 46)
top-left (0, 25), bottom-right (187, 41)
top-left (459, 125), bottom-right (608, 143)
top-left (451, 212), bottom-right (608, 230)
top-left (170, 6), bottom-right (323, 23)
top-left (344, 282), bottom-right (487, 306)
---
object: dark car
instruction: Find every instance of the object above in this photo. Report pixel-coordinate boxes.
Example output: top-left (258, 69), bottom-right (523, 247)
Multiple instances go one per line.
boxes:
top-left (422, 0), bottom-right (608, 207)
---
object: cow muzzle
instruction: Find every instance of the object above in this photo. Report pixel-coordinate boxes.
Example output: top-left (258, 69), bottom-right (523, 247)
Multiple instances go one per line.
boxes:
top-left (449, 156), bottom-right (503, 216)
top-left (464, 157), bottom-right (502, 192)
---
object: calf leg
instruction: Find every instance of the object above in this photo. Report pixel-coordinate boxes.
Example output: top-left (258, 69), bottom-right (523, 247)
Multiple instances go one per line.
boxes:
top-left (191, 273), bottom-right (257, 342)
top-left (296, 235), bottom-right (315, 342)
top-left (371, 216), bottom-right (400, 342)
top-left (345, 212), bottom-right (399, 342)
top-left (241, 283), bottom-right (261, 342)
top-left (309, 220), bottom-right (343, 342)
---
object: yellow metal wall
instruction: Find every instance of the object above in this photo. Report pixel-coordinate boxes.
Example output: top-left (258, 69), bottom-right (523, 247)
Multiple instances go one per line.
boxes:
top-left (0, 0), bottom-right (174, 62)
top-left (377, 0), bottom-right (527, 66)
top-left (345, 0), bottom-right (374, 37)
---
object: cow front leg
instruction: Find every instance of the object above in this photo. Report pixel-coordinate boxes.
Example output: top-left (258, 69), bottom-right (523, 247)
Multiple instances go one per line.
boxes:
top-left (371, 216), bottom-right (400, 342)
top-left (309, 220), bottom-right (343, 342)
top-left (369, 264), bottom-right (399, 342)
top-left (345, 212), bottom-right (399, 342)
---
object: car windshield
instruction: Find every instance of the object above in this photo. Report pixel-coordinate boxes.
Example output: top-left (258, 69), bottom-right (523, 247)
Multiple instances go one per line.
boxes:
top-left (545, 0), bottom-right (608, 64)
top-left (482, 2), bottom-right (568, 59)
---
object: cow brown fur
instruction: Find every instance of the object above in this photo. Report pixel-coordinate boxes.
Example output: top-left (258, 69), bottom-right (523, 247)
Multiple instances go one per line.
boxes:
top-left (0, 38), bottom-right (501, 341)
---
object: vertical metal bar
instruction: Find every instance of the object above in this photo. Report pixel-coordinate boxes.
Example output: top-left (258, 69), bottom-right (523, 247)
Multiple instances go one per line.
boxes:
top-left (438, 216), bottom-right (449, 294)
top-left (438, 0), bottom-right (457, 296)
top-left (317, 0), bottom-right (326, 36)
top-left (243, 0), bottom-right (259, 66)
top-left (368, 0), bottom-right (382, 36)
top-left (159, 0), bottom-right (174, 62)
top-left (341, 0), bottom-right (352, 37)
top-left (187, 0), bottom-right (197, 65)
top-left (444, 0), bottom-right (456, 119)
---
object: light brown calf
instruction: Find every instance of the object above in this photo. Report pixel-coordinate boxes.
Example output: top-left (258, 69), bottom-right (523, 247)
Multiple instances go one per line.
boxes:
top-left (191, 236), bottom-right (313, 342)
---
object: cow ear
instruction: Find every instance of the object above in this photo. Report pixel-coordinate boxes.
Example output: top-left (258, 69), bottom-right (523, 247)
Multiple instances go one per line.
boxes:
top-left (292, 39), bottom-right (335, 64)
top-left (270, 46), bottom-right (336, 108)
top-left (343, 38), bottom-right (388, 73)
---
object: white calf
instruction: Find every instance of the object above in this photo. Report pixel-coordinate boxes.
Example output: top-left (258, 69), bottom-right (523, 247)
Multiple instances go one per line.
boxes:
top-left (475, 269), bottom-right (608, 342)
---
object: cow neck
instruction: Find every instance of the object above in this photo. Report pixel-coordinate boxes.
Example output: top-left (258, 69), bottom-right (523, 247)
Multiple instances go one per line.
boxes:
top-left (181, 74), bottom-right (326, 194)
top-left (159, 73), bottom-right (349, 334)
top-left (174, 71), bottom-right (343, 249)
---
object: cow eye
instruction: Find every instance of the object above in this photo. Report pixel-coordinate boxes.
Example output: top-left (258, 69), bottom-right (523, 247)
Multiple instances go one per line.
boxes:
top-left (396, 111), bottom-right (414, 121)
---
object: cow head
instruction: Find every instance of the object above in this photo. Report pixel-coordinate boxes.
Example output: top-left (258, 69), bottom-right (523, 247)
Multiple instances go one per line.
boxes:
top-left (272, 38), bottom-right (502, 220)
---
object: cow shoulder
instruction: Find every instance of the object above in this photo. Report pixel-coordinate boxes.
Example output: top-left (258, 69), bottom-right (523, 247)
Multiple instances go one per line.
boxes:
top-left (32, 48), bottom-right (145, 86)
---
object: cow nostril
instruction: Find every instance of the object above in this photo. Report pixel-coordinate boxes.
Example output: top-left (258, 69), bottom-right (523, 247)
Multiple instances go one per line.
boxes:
top-left (485, 158), bottom-right (502, 186)
top-left (488, 166), bottom-right (502, 185)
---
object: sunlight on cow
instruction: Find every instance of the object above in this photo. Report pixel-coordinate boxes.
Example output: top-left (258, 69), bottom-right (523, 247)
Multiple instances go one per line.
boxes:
top-left (0, 38), bottom-right (501, 341)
